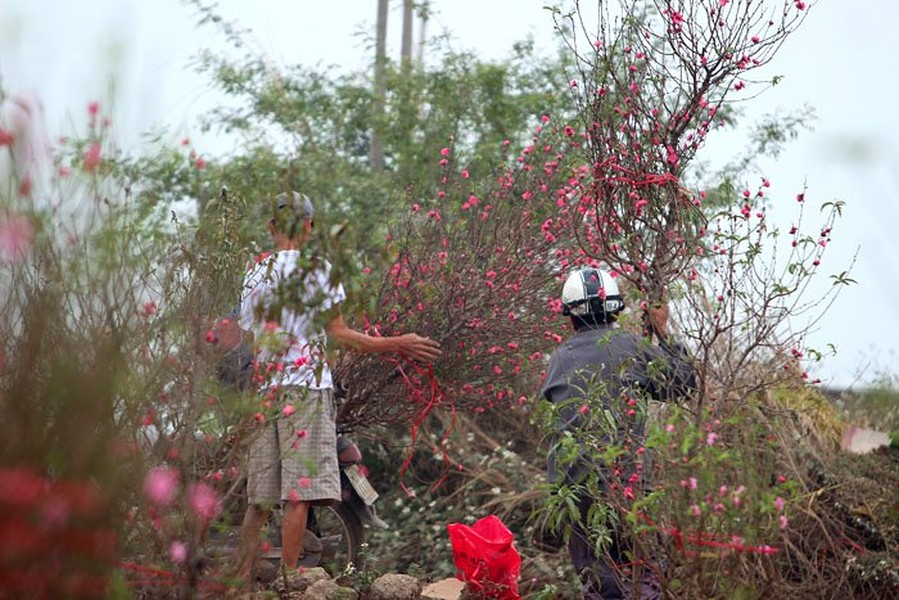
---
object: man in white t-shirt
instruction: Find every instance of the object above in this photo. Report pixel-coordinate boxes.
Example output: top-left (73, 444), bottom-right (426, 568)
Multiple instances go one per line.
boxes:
top-left (236, 191), bottom-right (441, 578)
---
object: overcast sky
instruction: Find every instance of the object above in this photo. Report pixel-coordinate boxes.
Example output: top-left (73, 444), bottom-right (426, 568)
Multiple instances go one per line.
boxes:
top-left (2, 0), bottom-right (897, 389)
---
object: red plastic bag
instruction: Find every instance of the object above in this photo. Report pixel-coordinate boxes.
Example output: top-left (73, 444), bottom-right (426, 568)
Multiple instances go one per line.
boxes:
top-left (447, 515), bottom-right (521, 599)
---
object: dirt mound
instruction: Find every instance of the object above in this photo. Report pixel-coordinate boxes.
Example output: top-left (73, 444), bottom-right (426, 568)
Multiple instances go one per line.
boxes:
top-left (801, 444), bottom-right (899, 595)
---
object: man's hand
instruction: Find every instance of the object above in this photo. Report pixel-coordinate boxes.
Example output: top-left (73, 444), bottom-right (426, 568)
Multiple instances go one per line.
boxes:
top-left (395, 333), bottom-right (442, 363)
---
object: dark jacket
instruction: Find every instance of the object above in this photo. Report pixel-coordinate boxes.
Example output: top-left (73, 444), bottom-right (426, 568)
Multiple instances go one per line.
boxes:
top-left (541, 324), bottom-right (696, 484)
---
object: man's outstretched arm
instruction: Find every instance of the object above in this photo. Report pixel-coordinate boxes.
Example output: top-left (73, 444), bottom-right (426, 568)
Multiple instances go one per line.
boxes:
top-left (326, 313), bottom-right (441, 363)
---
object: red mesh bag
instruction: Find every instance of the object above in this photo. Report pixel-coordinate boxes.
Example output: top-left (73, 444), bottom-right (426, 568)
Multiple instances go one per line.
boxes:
top-left (447, 515), bottom-right (521, 599)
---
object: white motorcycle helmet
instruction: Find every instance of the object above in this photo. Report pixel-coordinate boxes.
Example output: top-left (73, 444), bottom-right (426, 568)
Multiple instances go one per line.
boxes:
top-left (561, 267), bottom-right (625, 320)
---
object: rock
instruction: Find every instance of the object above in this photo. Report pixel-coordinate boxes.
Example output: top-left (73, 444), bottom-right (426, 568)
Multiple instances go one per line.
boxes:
top-left (270, 566), bottom-right (331, 595)
top-left (251, 558), bottom-right (281, 584)
top-left (421, 577), bottom-right (466, 600)
top-left (302, 578), bottom-right (359, 600)
top-left (842, 425), bottom-right (891, 454)
top-left (368, 573), bottom-right (423, 600)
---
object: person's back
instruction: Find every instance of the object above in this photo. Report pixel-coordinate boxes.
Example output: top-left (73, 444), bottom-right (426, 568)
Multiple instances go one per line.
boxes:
top-left (241, 248), bottom-right (341, 390)
top-left (543, 325), bottom-right (670, 424)
top-left (543, 322), bottom-right (694, 484)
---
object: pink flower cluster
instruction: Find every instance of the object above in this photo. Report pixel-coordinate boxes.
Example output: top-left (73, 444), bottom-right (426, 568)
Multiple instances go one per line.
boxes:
top-left (0, 214), bottom-right (33, 264)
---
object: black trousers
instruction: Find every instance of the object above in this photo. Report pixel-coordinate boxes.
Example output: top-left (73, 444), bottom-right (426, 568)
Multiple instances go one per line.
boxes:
top-left (567, 495), bottom-right (661, 600)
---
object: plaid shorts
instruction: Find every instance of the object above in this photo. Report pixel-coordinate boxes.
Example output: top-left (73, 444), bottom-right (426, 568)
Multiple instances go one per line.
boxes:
top-left (246, 387), bottom-right (340, 505)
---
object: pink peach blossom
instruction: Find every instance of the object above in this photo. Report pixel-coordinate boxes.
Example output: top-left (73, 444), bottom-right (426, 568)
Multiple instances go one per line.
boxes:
top-left (187, 483), bottom-right (220, 521)
top-left (0, 214), bottom-right (33, 263)
top-left (170, 541), bottom-right (187, 564)
top-left (83, 143), bottom-right (101, 172)
top-left (143, 468), bottom-right (179, 507)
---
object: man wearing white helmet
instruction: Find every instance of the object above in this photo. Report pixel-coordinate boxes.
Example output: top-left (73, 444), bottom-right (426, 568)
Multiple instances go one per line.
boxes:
top-left (542, 267), bottom-right (695, 599)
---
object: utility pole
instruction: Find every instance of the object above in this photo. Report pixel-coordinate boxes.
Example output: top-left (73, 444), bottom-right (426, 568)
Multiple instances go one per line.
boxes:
top-left (417, 1), bottom-right (430, 64)
top-left (401, 0), bottom-right (413, 75)
top-left (370, 0), bottom-right (389, 172)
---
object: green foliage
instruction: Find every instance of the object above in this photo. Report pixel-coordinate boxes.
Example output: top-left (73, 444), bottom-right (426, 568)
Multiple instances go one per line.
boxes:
top-left (0, 93), bottom-right (275, 594)
top-left (749, 106), bottom-right (817, 160)
top-left (178, 8), bottom-right (576, 265)
top-left (4, 1), bottom-right (889, 597)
